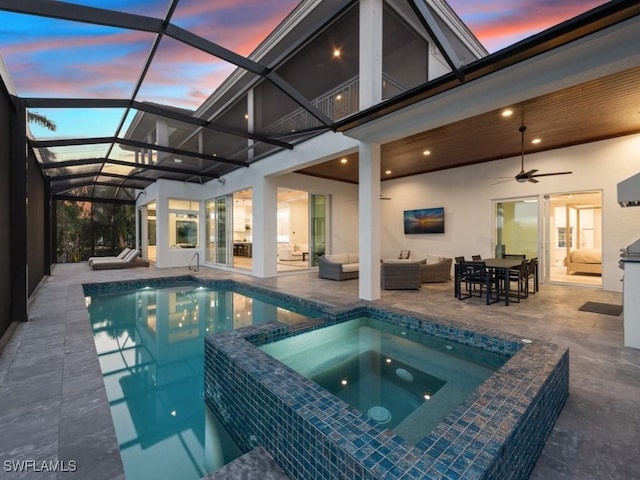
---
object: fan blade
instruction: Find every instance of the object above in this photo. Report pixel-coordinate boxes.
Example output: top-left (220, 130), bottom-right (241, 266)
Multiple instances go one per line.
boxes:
top-left (524, 169), bottom-right (538, 176)
top-left (528, 177), bottom-right (539, 183)
top-left (530, 171), bottom-right (572, 178)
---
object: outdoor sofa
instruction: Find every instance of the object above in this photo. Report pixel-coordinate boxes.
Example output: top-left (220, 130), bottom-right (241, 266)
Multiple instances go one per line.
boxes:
top-left (318, 253), bottom-right (359, 280)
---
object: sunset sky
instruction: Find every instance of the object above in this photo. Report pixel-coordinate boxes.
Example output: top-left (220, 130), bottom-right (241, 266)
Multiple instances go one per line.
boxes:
top-left (0, 0), bottom-right (608, 139)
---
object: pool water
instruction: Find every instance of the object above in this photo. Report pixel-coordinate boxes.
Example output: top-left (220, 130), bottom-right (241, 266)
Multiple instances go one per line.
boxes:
top-left (86, 283), bottom-right (321, 480)
top-left (311, 349), bottom-right (447, 429)
top-left (261, 317), bottom-right (510, 445)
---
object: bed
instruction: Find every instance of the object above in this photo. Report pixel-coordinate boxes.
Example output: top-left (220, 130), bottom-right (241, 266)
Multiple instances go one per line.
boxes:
top-left (565, 248), bottom-right (602, 275)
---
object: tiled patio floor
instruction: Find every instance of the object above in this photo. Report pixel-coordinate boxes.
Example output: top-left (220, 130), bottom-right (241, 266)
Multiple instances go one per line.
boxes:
top-left (1, 263), bottom-right (639, 479)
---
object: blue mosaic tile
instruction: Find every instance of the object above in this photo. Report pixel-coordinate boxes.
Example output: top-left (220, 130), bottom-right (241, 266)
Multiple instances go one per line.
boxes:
top-left (204, 298), bottom-right (568, 480)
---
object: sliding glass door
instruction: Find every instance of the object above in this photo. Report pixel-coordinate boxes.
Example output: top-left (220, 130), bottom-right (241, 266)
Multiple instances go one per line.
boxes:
top-left (205, 196), bottom-right (230, 266)
top-left (276, 189), bottom-right (328, 272)
top-left (546, 191), bottom-right (602, 286)
top-left (494, 198), bottom-right (539, 260)
top-left (310, 194), bottom-right (327, 267)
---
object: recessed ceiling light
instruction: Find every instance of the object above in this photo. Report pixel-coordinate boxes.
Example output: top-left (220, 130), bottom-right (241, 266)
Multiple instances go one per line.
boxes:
top-left (422, 150), bottom-right (431, 156)
top-left (531, 138), bottom-right (541, 144)
top-left (333, 48), bottom-right (341, 58)
top-left (340, 158), bottom-right (348, 164)
top-left (385, 170), bottom-right (392, 175)
top-left (174, 158), bottom-right (182, 163)
top-left (244, 113), bottom-right (249, 120)
top-left (501, 109), bottom-right (513, 117)
top-left (335, 94), bottom-right (342, 101)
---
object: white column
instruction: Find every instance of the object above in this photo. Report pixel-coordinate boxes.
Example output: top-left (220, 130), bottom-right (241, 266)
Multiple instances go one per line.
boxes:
top-left (252, 176), bottom-right (278, 277)
top-left (359, 0), bottom-right (383, 300)
top-left (359, 0), bottom-right (383, 109)
top-left (155, 119), bottom-right (169, 163)
top-left (359, 141), bottom-right (381, 300)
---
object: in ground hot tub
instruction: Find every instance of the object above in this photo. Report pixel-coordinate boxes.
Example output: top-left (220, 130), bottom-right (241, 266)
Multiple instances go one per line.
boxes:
top-left (260, 317), bottom-right (509, 445)
top-left (204, 304), bottom-right (569, 480)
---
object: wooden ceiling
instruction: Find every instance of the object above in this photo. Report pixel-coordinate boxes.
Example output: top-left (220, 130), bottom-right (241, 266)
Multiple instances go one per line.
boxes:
top-left (296, 65), bottom-right (640, 184)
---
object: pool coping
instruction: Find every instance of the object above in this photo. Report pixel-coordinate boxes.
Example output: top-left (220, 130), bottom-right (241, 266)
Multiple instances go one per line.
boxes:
top-left (204, 302), bottom-right (569, 480)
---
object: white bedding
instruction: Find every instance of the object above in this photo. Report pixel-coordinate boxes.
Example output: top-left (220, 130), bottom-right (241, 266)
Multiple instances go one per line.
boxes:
top-left (569, 248), bottom-right (601, 264)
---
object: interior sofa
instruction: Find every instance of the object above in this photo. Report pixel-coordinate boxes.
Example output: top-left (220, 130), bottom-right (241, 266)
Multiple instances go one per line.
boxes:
top-left (278, 243), bottom-right (309, 261)
top-left (318, 253), bottom-right (359, 280)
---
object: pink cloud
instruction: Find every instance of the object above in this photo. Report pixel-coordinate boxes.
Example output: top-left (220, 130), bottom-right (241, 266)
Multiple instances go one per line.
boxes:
top-left (452, 0), bottom-right (608, 52)
top-left (171, 0), bottom-right (300, 56)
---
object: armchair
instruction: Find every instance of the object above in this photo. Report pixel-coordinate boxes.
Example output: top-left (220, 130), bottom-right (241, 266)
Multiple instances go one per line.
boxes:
top-left (420, 257), bottom-right (452, 283)
top-left (381, 261), bottom-right (421, 290)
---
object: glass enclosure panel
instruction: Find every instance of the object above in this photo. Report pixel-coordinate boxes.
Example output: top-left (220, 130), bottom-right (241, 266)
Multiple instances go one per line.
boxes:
top-left (136, 35), bottom-right (237, 110)
top-left (38, 144), bottom-right (110, 164)
top-left (63, 1), bottom-right (170, 17)
top-left (56, 200), bottom-right (135, 262)
top-left (27, 108), bottom-right (127, 142)
top-left (382, 4), bottom-right (429, 99)
top-left (495, 199), bottom-right (538, 260)
top-left (171, 0), bottom-right (301, 56)
top-left (0, 12), bottom-right (154, 99)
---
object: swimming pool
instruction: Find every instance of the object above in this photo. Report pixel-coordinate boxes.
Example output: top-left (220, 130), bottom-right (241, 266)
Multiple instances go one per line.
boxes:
top-left (260, 317), bottom-right (510, 445)
top-left (205, 303), bottom-right (569, 480)
top-left (83, 277), bottom-right (328, 480)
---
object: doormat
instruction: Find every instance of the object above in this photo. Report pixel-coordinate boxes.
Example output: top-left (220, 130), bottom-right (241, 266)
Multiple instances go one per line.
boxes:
top-left (578, 302), bottom-right (623, 316)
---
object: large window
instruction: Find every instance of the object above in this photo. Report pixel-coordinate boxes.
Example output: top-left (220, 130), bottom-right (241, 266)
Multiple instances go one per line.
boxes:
top-left (168, 199), bottom-right (199, 249)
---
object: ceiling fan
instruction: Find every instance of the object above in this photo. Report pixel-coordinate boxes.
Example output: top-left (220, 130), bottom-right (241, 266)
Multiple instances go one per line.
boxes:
top-left (515, 125), bottom-right (572, 183)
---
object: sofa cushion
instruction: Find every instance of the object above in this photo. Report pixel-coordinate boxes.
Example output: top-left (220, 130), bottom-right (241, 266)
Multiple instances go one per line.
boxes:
top-left (348, 253), bottom-right (359, 263)
top-left (426, 254), bottom-right (445, 264)
top-left (383, 258), bottom-right (413, 263)
top-left (341, 263), bottom-right (359, 273)
top-left (325, 253), bottom-right (349, 264)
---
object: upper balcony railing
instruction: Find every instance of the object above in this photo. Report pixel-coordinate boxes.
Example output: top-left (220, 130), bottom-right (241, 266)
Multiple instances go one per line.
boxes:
top-left (263, 74), bottom-right (406, 136)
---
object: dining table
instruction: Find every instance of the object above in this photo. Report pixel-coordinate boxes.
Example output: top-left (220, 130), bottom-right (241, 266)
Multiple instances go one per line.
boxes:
top-left (455, 257), bottom-right (525, 306)
top-left (483, 258), bottom-right (526, 305)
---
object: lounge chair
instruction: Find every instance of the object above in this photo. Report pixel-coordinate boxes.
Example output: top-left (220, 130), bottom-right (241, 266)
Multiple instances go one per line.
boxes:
top-left (90, 249), bottom-right (149, 270)
top-left (88, 247), bottom-right (131, 266)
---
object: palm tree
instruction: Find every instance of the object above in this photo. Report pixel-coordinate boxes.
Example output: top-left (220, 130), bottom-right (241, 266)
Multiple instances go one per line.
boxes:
top-left (27, 111), bottom-right (57, 131)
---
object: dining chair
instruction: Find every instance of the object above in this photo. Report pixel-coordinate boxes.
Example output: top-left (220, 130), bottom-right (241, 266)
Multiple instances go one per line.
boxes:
top-left (457, 261), bottom-right (500, 305)
top-left (472, 255), bottom-right (482, 260)
top-left (527, 257), bottom-right (539, 293)
top-left (455, 256), bottom-right (465, 263)
top-left (507, 259), bottom-right (529, 302)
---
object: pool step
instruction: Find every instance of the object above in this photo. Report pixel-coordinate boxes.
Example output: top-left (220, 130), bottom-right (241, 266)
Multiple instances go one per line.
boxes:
top-left (202, 446), bottom-right (291, 480)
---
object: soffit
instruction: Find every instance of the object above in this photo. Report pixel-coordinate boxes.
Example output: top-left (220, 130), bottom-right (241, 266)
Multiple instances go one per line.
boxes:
top-left (296, 61), bottom-right (640, 184)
